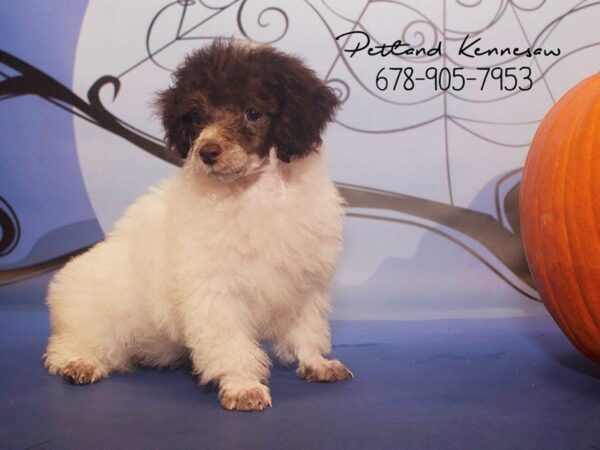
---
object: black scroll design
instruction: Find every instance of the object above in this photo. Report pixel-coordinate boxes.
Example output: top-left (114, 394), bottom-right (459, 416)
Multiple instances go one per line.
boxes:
top-left (0, 196), bottom-right (20, 257)
top-left (0, 50), bottom-right (176, 165)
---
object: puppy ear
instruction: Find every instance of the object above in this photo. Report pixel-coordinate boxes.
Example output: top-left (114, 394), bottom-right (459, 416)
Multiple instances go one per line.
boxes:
top-left (154, 85), bottom-right (201, 159)
top-left (271, 58), bottom-right (341, 163)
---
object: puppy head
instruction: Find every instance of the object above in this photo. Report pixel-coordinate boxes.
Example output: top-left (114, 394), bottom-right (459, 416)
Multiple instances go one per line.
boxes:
top-left (155, 40), bottom-right (340, 181)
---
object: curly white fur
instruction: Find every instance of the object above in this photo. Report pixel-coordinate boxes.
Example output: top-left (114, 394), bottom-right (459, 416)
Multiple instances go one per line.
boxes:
top-left (44, 146), bottom-right (350, 410)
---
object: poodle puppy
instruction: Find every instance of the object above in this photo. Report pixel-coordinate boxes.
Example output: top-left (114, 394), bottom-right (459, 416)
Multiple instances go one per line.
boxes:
top-left (44, 40), bottom-right (352, 411)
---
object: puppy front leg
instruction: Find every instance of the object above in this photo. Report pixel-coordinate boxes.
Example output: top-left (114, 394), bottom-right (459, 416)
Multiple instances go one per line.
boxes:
top-left (274, 291), bottom-right (353, 382)
top-left (184, 296), bottom-right (271, 411)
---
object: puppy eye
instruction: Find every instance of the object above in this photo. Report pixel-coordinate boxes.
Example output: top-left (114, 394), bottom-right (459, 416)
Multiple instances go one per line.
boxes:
top-left (189, 109), bottom-right (203, 124)
top-left (244, 108), bottom-right (262, 122)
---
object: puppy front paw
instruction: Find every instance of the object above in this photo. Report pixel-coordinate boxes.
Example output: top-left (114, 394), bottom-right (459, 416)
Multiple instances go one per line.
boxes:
top-left (218, 381), bottom-right (272, 412)
top-left (297, 358), bottom-right (353, 382)
top-left (62, 360), bottom-right (103, 385)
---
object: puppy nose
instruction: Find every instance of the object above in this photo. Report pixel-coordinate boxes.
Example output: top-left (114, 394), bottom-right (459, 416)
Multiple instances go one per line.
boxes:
top-left (199, 144), bottom-right (222, 165)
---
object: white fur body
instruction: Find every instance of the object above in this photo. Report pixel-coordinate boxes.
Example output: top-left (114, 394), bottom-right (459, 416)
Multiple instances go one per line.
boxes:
top-left (44, 148), bottom-right (345, 398)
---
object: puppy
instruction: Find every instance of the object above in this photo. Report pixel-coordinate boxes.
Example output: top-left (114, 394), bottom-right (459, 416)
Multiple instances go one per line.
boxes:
top-left (44, 40), bottom-right (352, 411)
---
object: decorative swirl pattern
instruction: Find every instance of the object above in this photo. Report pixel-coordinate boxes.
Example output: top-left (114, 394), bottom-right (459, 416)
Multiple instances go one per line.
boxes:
top-left (237, 1), bottom-right (289, 43)
top-left (401, 19), bottom-right (441, 59)
top-left (326, 78), bottom-right (350, 104)
top-left (0, 196), bottom-right (20, 257)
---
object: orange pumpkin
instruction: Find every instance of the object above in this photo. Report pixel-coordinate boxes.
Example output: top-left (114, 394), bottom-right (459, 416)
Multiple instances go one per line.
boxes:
top-left (520, 74), bottom-right (600, 364)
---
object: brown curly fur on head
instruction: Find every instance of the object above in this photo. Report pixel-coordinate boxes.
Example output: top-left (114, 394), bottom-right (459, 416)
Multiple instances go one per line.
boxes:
top-left (155, 40), bottom-right (341, 163)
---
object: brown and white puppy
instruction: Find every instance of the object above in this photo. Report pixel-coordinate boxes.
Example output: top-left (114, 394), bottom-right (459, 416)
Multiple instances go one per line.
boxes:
top-left (44, 40), bottom-right (351, 412)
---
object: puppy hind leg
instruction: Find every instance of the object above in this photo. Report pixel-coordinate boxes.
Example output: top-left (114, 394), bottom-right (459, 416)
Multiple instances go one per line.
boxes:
top-left (44, 329), bottom-right (132, 384)
top-left (44, 268), bottom-right (138, 383)
top-left (44, 335), bottom-right (109, 384)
